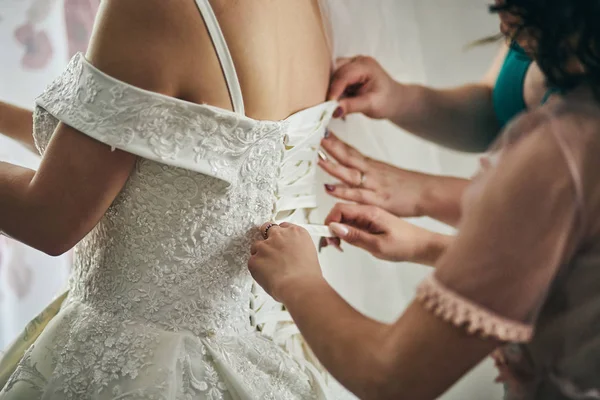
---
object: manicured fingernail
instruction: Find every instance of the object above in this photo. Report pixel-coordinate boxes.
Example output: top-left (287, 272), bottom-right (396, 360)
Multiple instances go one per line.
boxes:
top-left (333, 107), bottom-right (343, 118)
top-left (318, 150), bottom-right (328, 161)
top-left (329, 223), bottom-right (348, 237)
top-left (324, 129), bottom-right (331, 138)
top-left (324, 184), bottom-right (335, 192)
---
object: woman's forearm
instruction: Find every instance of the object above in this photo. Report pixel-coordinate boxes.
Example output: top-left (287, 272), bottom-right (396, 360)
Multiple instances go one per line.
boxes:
top-left (279, 277), bottom-right (393, 399)
top-left (416, 231), bottom-right (454, 266)
top-left (418, 175), bottom-right (470, 227)
top-left (0, 161), bottom-right (70, 255)
top-left (0, 162), bottom-right (37, 240)
top-left (0, 101), bottom-right (36, 152)
top-left (278, 275), bottom-right (494, 400)
top-left (388, 83), bottom-right (499, 153)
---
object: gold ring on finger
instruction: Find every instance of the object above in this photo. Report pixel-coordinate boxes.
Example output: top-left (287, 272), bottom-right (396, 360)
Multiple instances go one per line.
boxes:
top-left (358, 171), bottom-right (366, 187)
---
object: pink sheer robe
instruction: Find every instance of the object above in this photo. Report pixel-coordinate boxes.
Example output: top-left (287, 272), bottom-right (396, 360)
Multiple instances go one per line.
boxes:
top-left (416, 86), bottom-right (600, 399)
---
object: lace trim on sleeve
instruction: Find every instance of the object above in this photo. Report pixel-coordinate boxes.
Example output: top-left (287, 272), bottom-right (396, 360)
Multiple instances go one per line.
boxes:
top-left (416, 275), bottom-right (534, 343)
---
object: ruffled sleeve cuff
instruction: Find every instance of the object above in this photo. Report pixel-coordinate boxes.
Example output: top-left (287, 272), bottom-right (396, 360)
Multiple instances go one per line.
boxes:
top-left (416, 275), bottom-right (534, 343)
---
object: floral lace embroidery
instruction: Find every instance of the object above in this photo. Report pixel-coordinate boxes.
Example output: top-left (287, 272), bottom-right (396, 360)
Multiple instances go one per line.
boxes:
top-left (3, 303), bottom-right (317, 399)
top-left (416, 275), bottom-right (534, 343)
top-left (35, 54), bottom-right (285, 185)
top-left (1, 53), bottom-right (338, 399)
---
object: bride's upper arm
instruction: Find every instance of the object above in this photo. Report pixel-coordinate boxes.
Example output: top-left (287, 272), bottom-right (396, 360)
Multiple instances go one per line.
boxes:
top-left (87, 0), bottom-right (190, 95)
top-left (27, 0), bottom-right (190, 255)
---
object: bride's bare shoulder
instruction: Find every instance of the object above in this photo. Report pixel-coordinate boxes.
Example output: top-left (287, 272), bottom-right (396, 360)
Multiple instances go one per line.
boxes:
top-left (85, 0), bottom-right (201, 96)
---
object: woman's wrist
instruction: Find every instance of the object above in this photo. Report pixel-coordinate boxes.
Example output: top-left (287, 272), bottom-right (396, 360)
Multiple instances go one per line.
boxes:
top-left (275, 272), bottom-right (329, 306)
top-left (385, 81), bottom-right (411, 122)
top-left (413, 173), bottom-right (442, 218)
top-left (413, 231), bottom-right (453, 266)
top-left (416, 175), bottom-right (468, 227)
top-left (387, 82), bottom-right (426, 127)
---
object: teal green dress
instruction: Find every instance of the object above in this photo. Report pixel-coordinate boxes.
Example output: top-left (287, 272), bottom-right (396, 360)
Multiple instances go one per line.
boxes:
top-left (493, 43), bottom-right (557, 131)
top-left (493, 43), bottom-right (533, 129)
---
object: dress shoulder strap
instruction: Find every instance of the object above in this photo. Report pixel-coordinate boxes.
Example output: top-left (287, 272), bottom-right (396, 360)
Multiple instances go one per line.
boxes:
top-left (193, 0), bottom-right (245, 115)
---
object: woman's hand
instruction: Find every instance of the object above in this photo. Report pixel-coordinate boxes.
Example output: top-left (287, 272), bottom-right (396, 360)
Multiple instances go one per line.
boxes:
top-left (328, 56), bottom-right (402, 120)
top-left (324, 203), bottom-right (452, 266)
top-left (320, 132), bottom-right (434, 217)
top-left (249, 223), bottom-right (324, 302)
top-left (319, 133), bottom-right (469, 226)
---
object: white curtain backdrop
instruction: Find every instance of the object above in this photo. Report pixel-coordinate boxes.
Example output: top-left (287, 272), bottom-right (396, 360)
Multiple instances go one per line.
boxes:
top-left (0, 1), bottom-right (502, 398)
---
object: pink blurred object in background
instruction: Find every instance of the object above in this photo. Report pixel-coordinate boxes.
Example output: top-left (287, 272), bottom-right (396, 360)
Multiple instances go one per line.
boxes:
top-left (14, 22), bottom-right (53, 69)
top-left (11, 0), bottom-right (98, 70)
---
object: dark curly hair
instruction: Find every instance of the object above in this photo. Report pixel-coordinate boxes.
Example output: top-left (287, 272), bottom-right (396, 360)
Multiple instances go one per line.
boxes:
top-left (490, 0), bottom-right (600, 99)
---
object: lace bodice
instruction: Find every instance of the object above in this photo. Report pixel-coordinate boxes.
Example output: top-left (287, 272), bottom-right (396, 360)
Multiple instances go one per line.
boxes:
top-left (0, 0), bottom-right (356, 397)
top-left (33, 54), bottom-right (337, 338)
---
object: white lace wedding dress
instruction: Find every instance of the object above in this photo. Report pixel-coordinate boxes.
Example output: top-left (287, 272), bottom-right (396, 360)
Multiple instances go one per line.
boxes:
top-left (0, 1), bottom-right (349, 398)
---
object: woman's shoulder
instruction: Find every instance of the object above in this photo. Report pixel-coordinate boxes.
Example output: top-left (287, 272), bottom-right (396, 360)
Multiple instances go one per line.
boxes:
top-left (497, 94), bottom-right (600, 153)
top-left (493, 95), bottom-right (600, 237)
top-left (533, 96), bottom-right (600, 162)
top-left (86, 0), bottom-right (203, 98)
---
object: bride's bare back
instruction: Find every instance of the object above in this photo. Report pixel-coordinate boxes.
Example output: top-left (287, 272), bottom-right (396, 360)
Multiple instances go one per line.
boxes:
top-left (3, 0), bottom-right (333, 259)
top-left (91, 0), bottom-right (331, 121)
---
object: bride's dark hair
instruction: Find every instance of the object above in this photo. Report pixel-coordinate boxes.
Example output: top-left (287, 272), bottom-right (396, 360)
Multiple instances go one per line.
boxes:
top-left (490, 0), bottom-right (600, 99)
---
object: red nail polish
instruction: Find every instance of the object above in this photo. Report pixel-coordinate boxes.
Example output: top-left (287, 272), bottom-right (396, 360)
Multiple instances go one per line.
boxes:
top-left (333, 107), bottom-right (343, 118)
top-left (318, 237), bottom-right (328, 253)
top-left (325, 184), bottom-right (335, 192)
